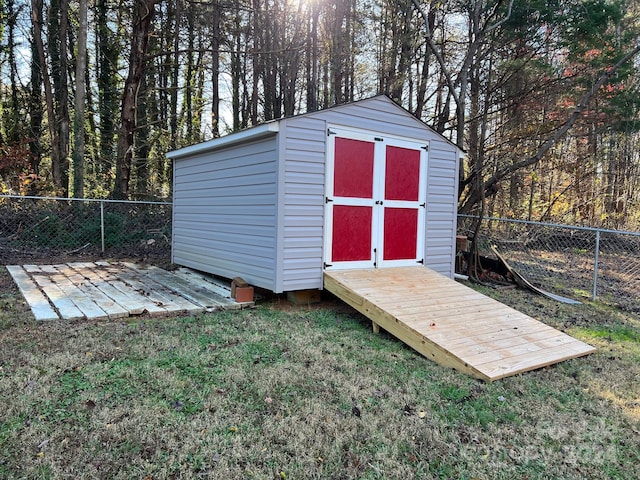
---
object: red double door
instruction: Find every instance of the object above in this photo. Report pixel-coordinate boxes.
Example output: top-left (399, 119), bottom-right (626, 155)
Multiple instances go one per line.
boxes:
top-left (324, 127), bottom-right (427, 270)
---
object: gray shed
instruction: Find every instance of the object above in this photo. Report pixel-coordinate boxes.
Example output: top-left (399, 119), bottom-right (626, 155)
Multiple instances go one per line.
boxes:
top-left (168, 96), bottom-right (463, 294)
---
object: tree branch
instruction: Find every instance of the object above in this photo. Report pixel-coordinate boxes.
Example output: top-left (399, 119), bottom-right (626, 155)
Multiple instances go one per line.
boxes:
top-left (461, 43), bottom-right (640, 212)
top-left (410, 0), bottom-right (460, 108)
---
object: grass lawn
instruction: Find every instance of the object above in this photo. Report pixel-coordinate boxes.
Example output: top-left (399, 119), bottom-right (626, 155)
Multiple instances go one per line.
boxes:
top-left (1, 268), bottom-right (639, 479)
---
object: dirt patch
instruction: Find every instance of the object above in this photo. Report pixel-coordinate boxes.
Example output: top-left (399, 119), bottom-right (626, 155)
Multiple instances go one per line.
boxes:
top-left (264, 291), bottom-right (361, 315)
top-left (0, 246), bottom-right (171, 269)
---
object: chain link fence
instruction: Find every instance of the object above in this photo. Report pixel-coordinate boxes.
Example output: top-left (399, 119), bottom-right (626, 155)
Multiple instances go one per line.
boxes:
top-left (2, 196), bottom-right (638, 311)
top-left (0, 195), bottom-right (172, 265)
top-left (457, 215), bottom-right (640, 312)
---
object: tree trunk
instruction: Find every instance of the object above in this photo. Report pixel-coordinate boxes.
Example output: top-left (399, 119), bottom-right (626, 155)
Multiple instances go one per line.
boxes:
top-left (113, 0), bottom-right (160, 199)
top-left (134, 74), bottom-right (150, 196)
top-left (48, 0), bottom-right (70, 196)
top-left (7, 0), bottom-right (21, 142)
top-left (169, 0), bottom-right (181, 151)
top-left (97, 0), bottom-right (119, 183)
top-left (414, 5), bottom-right (434, 120)
top-left (230, 4), bottom-right (242, 131)
top-left (72, 0), bottom-right (88, 198)
top-left (305, 5), bottom-right (319, 112)
top-left (211, 0), bottom-right (221, 137)
top-left (184, 4), bottom-right (195, 142)
top-left (31, 0), bottom-right (59, 191)
top-left (29, 0), bottom-right (44, 181)
top-left (250, 0), bottom-right (261, 125)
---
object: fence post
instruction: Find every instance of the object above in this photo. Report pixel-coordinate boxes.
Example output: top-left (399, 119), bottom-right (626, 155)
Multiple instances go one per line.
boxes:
top-left (592, 230), bottom-right (600, 301)
top-left (100, 200), bottom-right (105, 253)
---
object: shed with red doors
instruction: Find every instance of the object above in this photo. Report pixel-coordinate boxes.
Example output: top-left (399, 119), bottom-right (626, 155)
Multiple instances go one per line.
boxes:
top-left (168, 96), bottom-right (463, 294)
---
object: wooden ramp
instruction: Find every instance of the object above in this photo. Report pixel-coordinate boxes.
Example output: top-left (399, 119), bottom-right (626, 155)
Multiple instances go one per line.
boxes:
top-left (324, 267), bottom-right (595, 381)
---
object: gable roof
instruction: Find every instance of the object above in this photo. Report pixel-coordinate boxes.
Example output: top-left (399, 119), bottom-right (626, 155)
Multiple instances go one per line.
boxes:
top-left (167, 95), bottom-right (461, 160)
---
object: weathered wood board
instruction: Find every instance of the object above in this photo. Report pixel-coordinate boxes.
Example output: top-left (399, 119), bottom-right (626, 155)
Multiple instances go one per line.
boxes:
top-left (6, 265), bottom-right (59, 321)
top-left (23, 264), bottom-right (85, 320)
top-left (6, 262), bottom-right (252, 321)
top-left (173, 268), bottom-right (234, 300)
top-left (123, 263), bottom-right (242, 309)
top-left (57, 264), bottom-right (129, 319)
top-left (324, 266), bottom-right (595, 381)
top-left (98, 262), bottom-right (202, 315)
top-left (68, 262), bottom-right (165, 316)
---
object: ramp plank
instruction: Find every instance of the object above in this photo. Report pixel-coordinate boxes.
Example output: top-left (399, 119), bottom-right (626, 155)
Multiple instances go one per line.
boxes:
top-left (324, 266), bottom-right (595, 381)
top-left (6, 266), bottom-right (59, 321)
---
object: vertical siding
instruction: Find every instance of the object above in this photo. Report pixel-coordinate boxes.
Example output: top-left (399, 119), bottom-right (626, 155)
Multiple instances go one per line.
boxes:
top-left (279, 96), bottom-right (461, 289)
top-left (424, 141), bottom-right (459, 277)
top-left (172, 136), bottom-right (279, 291)
top-left (277, 117), bottom-right (327, 292)
top-left (170, 95), bottom-right (460, 293)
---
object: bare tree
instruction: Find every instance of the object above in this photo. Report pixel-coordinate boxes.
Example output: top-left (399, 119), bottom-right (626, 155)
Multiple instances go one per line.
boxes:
top-left (73, 0), bottom-right (88, 198)
top-left (48, 0), bottom-right (71, 195)
top-left (113, 0), bottom-right (161, 199)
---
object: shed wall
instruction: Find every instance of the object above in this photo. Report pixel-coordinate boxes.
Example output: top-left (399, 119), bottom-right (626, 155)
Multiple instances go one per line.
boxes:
top-left (277, 116), bottom-right (327, 292)
top-left (172, 135), bottom-right (279, 291)
top-left (170, 96), bottom-right (460, 293)
top-left (277, 96), bottom-right (459, 292)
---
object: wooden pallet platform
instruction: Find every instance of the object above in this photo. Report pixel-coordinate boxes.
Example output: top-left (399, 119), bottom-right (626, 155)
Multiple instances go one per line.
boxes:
top-left (7, 262), bottom-right (252, 321)
top-left (324, 266), bottom-right (595, 381)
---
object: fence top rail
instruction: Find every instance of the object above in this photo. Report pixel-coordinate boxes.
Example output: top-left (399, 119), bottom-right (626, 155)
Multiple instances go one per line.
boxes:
top-left (458, 214), bottom-right (640, 238)
top-left (0, 194), bottom-right (172, 206)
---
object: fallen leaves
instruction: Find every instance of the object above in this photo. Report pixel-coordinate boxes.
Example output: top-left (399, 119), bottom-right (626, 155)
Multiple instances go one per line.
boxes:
top-left (404, 404), bottom-right (428, 419)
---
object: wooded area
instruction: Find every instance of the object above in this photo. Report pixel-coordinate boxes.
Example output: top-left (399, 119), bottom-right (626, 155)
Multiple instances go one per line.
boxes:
top-left (1, 0), bottom-right (639, 228)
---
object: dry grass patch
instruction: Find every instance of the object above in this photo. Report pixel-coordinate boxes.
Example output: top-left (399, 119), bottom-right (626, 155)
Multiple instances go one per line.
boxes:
top-left (1, 268), bottom-right (639, 479)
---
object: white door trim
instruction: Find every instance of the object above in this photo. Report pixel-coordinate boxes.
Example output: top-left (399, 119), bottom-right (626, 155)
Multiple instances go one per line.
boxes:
top-left (324, 125), bottom-right (428, 271)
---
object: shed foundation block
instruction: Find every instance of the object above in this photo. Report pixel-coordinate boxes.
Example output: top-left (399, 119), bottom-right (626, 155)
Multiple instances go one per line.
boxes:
top-left (287, 289), bottom-right (322, 305)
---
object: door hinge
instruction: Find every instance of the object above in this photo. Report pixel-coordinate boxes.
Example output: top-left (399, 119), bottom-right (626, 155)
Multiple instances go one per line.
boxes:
top-left (420, 202), bottom-right (426, 207)
top-left (417, 259), bottom-right (424, 264)
top-left (324, 262), bottom-right (333, 268)
top-left (327, 129), bottom-right (336, 136)
top-left (374, 137), bottom-right (384, 142)
top-left (422, 144), bottom-right (429, 151)
top-left (325, 196), bottom-right (333, 203)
